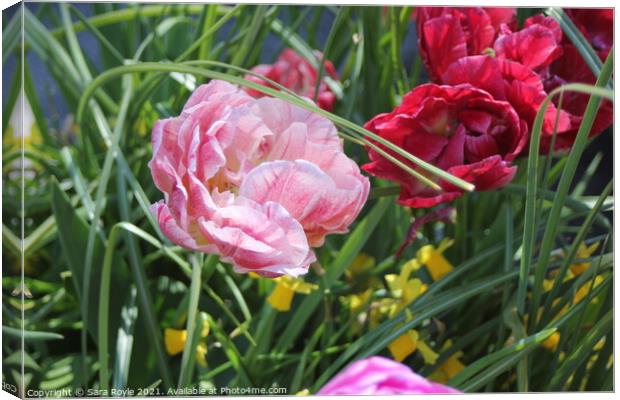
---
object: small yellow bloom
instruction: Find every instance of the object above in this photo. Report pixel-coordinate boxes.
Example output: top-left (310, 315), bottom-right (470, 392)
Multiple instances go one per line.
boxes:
top-left (196, 342), bottom-right (208, 367)
top-left (385, 275), bottom-right (427, 306)
top-left (388, 329), bottom-right (438, 364)
top-left (428, 340), bottom-right (465, 383)
top-left (543, 279), bottom-right (554, 292)
top-left (164, 328), bottom-right (187, 356)
top-left (295, 389), bottom-right (310, 396)
top-left (417, 339), bottom-right (439, 365)
top-left (388, 331), bottom-right (418, 362)
top-left (429, 354), bottom-right (465, 383)
top-left (341, 289), bottom-right (372, 315)
top-left (164, 319), bottom-right (210, 365)
top-left (417, 239), bottom-right (454, 281)
top-left (570, 242), bottom-right (600, 276)
top-left (267, 276), bottom-right (318, 312)
top-left (573, 275), bottom-right (604, 304)
top-left (593, 337), bottom-right (606, 351)
top-left (542, 332), bottom-right (561, 352)
top-left (384, 260), bottom-right (428, 315)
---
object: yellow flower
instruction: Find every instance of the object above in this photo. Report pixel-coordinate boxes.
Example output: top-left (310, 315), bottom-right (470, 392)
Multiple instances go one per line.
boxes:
top-left (428, 340), bottom-right (465, 383)
top-left (384, 260), bottom-right (427, 315)
top-left (267, 276), bottom-right (318, 312)
top-left (570, 242), bottom-right (600, 276)
top-left (417, 239), bottom-right (454, 281)
top-left (295, 389), bottom-right (310, 396)
top-left (164, 318), bottom-right (210, 366)
top-left (164, 328), bottom-right (187, 356)
top-left (195, 342), bottom-right (208, 367)
top-left (573, 275), bottom-right (604, 304)
top-left (341, 289), bottom-right (372, 315)
top-left (388, 331), bottom-right (417, 362)
top-left (542, 332), bottom-right (561, 352)
top-left (388, 329), bottom-right (438, 364)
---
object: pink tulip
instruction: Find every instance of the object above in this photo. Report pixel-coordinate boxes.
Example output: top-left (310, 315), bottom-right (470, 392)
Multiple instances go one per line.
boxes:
top-left (149, 80), bottom-right (369, 277)
top-left (318, 356), bottom-right (461, 395)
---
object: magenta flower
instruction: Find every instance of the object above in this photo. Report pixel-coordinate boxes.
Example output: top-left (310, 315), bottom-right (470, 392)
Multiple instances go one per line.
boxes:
top-left (149, 80), bottom-right (369, 277)
top-left (318, 356), bottom-right (461, 395)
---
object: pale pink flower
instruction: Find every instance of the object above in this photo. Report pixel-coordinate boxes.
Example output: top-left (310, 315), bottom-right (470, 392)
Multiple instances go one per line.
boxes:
top-left (318, 356), bottom-right (461, 395)
top-left (149, 80), bottom-right (369, 277)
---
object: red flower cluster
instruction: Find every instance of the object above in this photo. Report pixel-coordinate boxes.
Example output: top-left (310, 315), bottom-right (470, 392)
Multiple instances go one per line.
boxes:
top-left (364, 7), bottom-right (612, 208)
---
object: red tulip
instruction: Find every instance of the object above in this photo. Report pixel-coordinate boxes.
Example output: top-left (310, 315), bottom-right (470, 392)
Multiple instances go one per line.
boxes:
top-left (416, 7), bottom-right (516, 80)
top-left (363, 83), bottom-right (527, 208)
top-left (540, 9), bottom-right (613, 152)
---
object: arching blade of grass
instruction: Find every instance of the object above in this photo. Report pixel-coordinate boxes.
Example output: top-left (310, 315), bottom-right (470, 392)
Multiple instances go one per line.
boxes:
top-left (546, 7), bottom-right (611, 87)
top-left (49, 4), bottom-right (209, 39)
top-left (77, 62), bottom-right (476, 192)
top-left (528, 51), bottom-right (613, 328)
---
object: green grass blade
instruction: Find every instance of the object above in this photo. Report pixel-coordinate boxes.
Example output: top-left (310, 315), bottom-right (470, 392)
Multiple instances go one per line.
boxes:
top-left (537, 180), bottom-right (613, 329)
top-left (313, 7), bottom-right (348, 102)
top-left (529, 51), bottom-right (613, 328)
top-left (548, 310), bottom-right (612, 390)
top-left (112, 286), bottom-right (138, 390)
top-left (546, 8), bottom-right (609, 86)
top-left (77, 62), bottom-right (475, 193)
top-left (2, 326), bottom-right (63, 342)
top-left (177, 255), bottom-right (203, 388)
top-left (448, 328), bottom-right (555, 387)
top-left (275, 197), bottom-right (390, 352)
